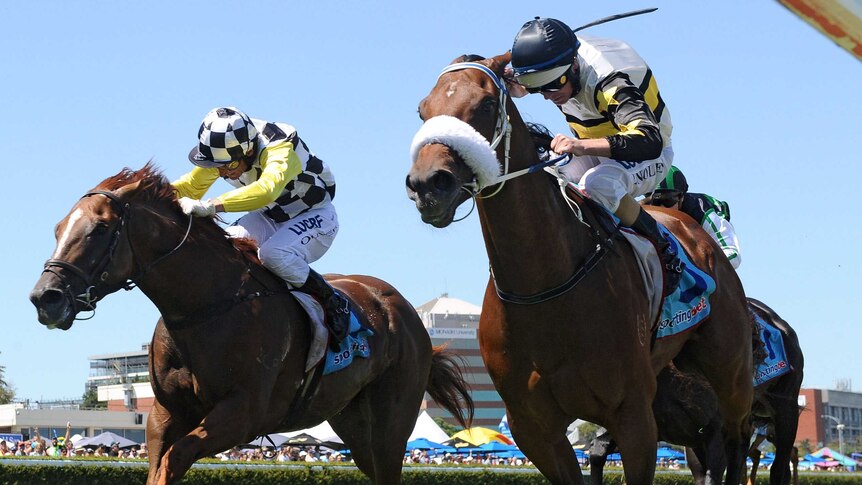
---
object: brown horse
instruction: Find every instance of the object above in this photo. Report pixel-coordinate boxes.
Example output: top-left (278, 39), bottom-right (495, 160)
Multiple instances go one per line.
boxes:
top-left (406, 53), bottom-right (753, 484)
top-left (29, 165), bottom-right (473, 485)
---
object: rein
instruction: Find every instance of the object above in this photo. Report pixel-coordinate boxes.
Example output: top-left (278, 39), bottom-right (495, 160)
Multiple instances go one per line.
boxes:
top-left (42, 190), bottom-right (193, 319)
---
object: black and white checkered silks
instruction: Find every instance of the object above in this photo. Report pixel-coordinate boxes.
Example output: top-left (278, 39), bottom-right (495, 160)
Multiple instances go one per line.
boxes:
top-left (189, 107), bottom-right (259, 167)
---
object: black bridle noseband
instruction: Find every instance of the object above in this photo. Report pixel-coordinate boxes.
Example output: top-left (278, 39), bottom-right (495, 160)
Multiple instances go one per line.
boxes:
top-left (42, 190), bottom-right (192, 319)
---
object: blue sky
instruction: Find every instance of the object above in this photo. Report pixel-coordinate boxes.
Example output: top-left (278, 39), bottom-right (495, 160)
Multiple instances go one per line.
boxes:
top-left (2, 1), bottom-right (859, 402)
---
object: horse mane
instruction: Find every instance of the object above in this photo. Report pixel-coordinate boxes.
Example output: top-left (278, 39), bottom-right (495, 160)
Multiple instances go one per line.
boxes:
top-left (453, 54), bottom-right (486, 63)
top-left (95, 162), bottom-right (261, 265)
top-left (526, 122), bottom-right (554, 153)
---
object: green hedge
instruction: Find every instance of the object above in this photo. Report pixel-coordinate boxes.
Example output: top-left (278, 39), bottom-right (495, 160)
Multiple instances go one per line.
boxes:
top-left (1, 463), bottom-right (861, 484)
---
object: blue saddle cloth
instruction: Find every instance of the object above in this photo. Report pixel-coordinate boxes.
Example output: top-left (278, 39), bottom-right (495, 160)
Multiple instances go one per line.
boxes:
top-left (322, 311), bottom-right (374, 376)
top-left (655, 225), bottom-right (717, 339)
top-left (752, 311), bottom-right (790, 386)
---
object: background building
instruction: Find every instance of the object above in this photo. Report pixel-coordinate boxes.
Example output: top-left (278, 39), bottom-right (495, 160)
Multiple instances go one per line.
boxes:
top-left (0, 402), bottom-right (146, 443)
top-left (416, 294), bottom-right (505, 427)
top-left (88, 345), bottom-right (154, 413)
top-left (797, 385), bottom-right (862, 451)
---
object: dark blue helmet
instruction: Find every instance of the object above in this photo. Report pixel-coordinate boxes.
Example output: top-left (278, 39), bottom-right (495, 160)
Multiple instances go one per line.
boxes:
top-left (511, 17), bottom-right (579, 90)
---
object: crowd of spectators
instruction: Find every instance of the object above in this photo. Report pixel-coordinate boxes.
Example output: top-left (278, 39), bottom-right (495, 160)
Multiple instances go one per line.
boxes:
top-left (0, 424), bottom-right (148, 460)
top-left (215, 445), bottom-right (346, 463)
top-left (404, 448), bottom-right (532, 466)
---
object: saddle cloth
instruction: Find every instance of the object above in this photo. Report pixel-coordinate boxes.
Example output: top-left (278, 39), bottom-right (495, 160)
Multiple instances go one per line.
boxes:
top-left (619, 225), bottom-right (717, 339)
top-left (290, 292), bottom-right (374, 375)
top-left (752, 310), bottom-right (790, 386)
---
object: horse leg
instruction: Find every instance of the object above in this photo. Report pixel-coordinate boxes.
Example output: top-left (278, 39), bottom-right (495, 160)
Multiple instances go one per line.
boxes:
top-left (155, 395), bottom-right (252, 485)
top-left (507, 410), bottom-right (585, 485)
top-left (748, 447), bottom-right (760, 485)
top-left (791, 446), bottom-right (799, 485)
top-left (145, 401), bottom-right (196, 485)
top-left (686, 447), bottom-right (708, 485)
top-left (588, 432), bottom-right (616, 485)
top-left (769, 412), bottom-right (800, 485)
top-left (745, 433), bottom-right (764, 485)
top-left (607, 398), bottom-right (659, 485)
top-left (330, 368), bottom-right (428, 484)
top-left (328, 391), bottom-right (377, 482)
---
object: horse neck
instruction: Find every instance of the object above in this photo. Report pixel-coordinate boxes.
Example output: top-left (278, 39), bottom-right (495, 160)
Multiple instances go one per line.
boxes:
top-left (476, 126), bottom-right (597, 294)
top-left (130, 208), bottom-right (250, 326)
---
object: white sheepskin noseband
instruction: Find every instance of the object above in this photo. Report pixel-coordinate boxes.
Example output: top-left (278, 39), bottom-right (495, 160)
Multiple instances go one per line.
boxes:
top-left (410, 115), bottom-right (500, 189)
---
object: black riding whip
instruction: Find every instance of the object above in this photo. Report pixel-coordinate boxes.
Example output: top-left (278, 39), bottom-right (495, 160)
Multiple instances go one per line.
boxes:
top-left (572, 7), bottom-right (658, 33)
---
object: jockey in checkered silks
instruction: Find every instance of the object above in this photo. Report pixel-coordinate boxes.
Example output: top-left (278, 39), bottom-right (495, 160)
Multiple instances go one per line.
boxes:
top-left (172, 107), bottom-right (349, 350)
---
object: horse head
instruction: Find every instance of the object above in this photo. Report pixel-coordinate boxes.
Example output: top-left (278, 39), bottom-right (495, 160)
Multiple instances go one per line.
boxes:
top-left (407, 52), bottom-right (529, 228)
top-left (30, 164), bottom-right (186, 329)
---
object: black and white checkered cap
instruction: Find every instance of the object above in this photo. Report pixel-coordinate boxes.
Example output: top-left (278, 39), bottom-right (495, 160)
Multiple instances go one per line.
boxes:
top-left (188, 107), bottom-right (259, 167)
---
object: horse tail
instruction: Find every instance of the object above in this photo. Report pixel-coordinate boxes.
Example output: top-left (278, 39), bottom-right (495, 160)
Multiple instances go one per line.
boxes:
top-left (426, 344), bottom-right (475, 429)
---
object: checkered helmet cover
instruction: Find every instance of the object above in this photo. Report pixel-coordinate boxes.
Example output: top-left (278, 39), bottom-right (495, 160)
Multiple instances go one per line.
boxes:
top-left (190, 107), bottom-right (259, 166)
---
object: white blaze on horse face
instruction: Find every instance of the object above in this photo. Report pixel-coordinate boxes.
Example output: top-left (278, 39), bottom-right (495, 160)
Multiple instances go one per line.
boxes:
top-left (53, 208), bottom-right (84, 259)
top-left (446, 81), bottom-right (458, 98)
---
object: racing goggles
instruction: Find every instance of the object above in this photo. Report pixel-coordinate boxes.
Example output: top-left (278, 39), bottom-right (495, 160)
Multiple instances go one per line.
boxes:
top-left (525, 73), bottom-right (569, 94)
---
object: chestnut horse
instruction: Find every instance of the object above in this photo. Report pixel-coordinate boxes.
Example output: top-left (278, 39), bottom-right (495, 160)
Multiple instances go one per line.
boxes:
top-left (406, 53), bottom-right (753, 484)
top-left (30, 165), bottom-right (473, 485)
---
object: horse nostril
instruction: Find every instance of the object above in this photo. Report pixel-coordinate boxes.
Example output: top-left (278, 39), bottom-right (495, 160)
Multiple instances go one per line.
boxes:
top-left (38, 288), bottom-right (67, 308)
top-left (431, 171), bottom-right (455, 193)
top-left (405, 174), bottom-right (417, 192)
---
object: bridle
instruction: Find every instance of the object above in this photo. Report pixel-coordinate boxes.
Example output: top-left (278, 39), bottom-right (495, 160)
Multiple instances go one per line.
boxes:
top-left (436, 62), bottom-right (618, 305)
top-left (42, 190), bottom-right (192, 319)
top-left (438, 62), bottom-right (570, 202)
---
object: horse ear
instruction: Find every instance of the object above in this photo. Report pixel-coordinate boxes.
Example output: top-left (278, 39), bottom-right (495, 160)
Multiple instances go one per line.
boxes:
top-left (115, 179), bottom-right (146, 201)
top-left (489, 52), bottom-right (512, 76)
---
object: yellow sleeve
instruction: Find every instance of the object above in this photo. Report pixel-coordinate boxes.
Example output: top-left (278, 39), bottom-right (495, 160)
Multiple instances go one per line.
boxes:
top-left (171, 167), bottom-right (220, 199)
top-left (217, 141), bottom-right (303, 212)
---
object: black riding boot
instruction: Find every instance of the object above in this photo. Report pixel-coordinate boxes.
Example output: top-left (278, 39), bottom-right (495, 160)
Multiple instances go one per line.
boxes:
top-left (299, 269), bottom-right (351, 351)
top-left (630, 208), bottom-right (684, 295)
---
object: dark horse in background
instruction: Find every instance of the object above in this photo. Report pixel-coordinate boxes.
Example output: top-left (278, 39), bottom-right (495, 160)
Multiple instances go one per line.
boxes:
top-left (30, 165), bottom-right (474, 485)
top-left (407, 52), bottom-right (753, 484)
top-left (589, 298), bottom-right (804, 485)
top-left (690, 298), bottom-right (805, 485)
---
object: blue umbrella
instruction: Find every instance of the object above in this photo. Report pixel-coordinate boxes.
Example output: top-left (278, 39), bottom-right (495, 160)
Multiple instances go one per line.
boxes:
top-left (477, 441), bottom-right (518, 453)
top-left (406, 438), bottom-right (455, 452)
top-left (497, 449), bottom-right (527, 459)
top-left (656, 446), bottom-right (685, 459)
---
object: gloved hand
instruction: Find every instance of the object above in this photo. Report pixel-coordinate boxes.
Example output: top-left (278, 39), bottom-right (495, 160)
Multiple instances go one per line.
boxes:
top-left (178, 197), bottom-right (217, 217)
top-left (503, 66), bottom-right (528, 99)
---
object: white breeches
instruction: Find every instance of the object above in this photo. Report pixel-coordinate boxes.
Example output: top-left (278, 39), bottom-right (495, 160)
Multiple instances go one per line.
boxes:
top-left (557, 144), bottom-right (674, 213)
top-left (226, 204), bottom-right (339, 287)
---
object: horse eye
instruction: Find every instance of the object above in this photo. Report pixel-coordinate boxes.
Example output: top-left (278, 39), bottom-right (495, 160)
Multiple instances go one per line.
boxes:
top-left (480, 98), bottom-right (496, 113)
top-left (93, 222), bottom-right (110, 235)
